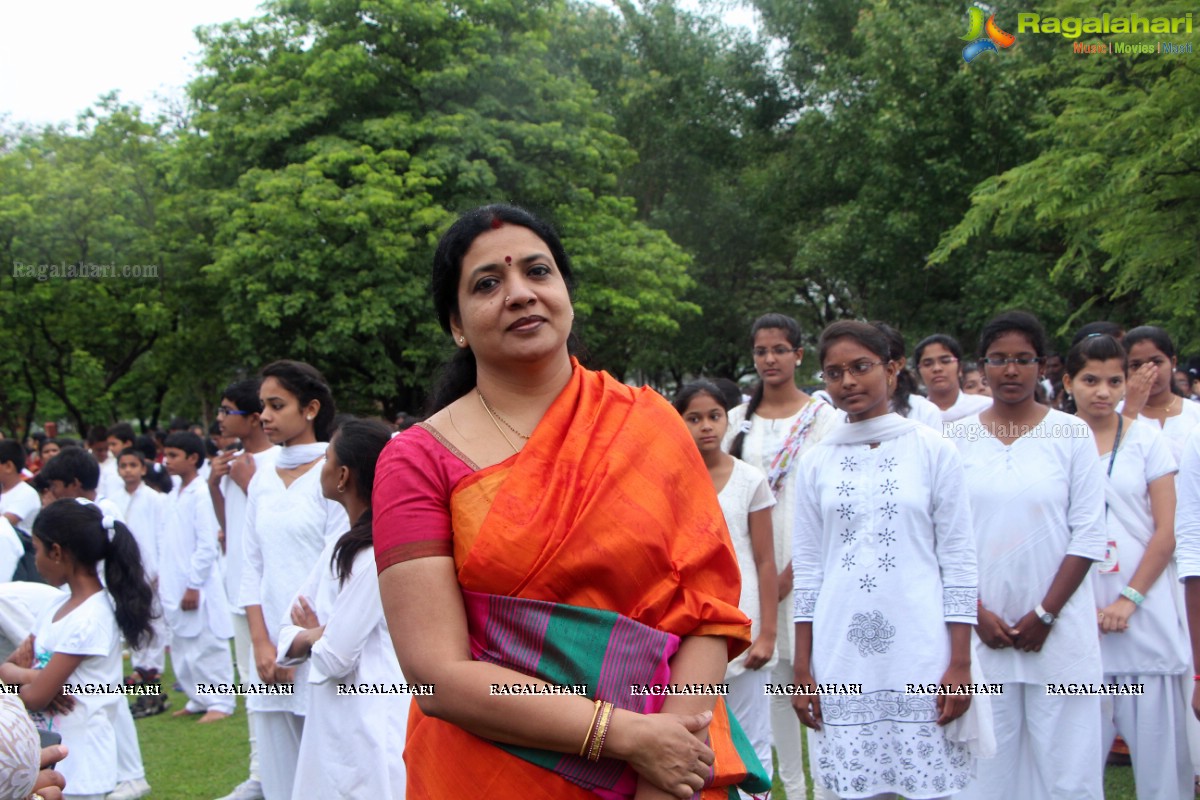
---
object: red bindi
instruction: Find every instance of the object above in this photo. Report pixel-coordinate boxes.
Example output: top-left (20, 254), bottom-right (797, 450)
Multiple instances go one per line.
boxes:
top-left (490, 219), bottom-right (503, 229)
top-left (504, 256), bottom-right (512, 264)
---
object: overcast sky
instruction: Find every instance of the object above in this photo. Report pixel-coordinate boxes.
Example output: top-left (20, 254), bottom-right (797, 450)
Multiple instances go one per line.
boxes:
top-left (0, 0), bottom-right (756, 128)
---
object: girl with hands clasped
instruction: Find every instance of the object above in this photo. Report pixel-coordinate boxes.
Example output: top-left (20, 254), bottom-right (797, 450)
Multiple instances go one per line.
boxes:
top-left (792, 321), bottom-right (979, 800)
top-left (676, 381), bottom-right (778, 791)
top-left (275, 419), bottom-right (409, 799)
top-left (0, 500), bottom-right (153, 800)
top-left (1062, 334), bottom-right (1190, 799)
top-left (952, 312), bottom-right (1107, 800)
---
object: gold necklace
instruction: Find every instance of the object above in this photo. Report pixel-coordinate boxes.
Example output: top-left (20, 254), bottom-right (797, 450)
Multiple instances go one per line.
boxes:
top-left (1145, 395), bottom-right (1179, 414)
top-left (477, 390), bottom-right (530, 453)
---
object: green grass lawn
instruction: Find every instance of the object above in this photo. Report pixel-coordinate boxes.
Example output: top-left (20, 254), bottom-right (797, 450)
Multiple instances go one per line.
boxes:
top-left (132, 657), bottom-right (1141, 799)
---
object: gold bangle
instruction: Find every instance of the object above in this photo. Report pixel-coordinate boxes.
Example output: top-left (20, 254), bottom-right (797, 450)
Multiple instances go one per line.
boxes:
top-left (579, 698), bottom-right (603, 757)
top-left (587, 701), bottom-right (614, 762)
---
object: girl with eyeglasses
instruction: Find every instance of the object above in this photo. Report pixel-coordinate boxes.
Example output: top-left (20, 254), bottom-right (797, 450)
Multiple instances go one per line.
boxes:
top-left (951, 311), bottom-right (1107, 800)
top-left (792, 320), bottom-right (979, 799)
top-left (723, 313), bottom-right (838, 800)
top-left (914, 334), bottom-right (992, 423)
top-left (1061, 334), bottom-right (1190, 798)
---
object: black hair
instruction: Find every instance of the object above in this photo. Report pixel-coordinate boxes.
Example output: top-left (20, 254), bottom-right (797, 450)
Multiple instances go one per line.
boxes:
top-left (913, 334), bottom-right (964, 367)
top-left (871, 322), bottom-right (916, 416)
top-left (164, 431), bottom-right (207, 469)
top-left (1071, 321), bottom-right (1124, 346)
top-left (33, 500), bottom-right (154, 649)
top-left (427, 204), bottom-right (577, 414)
top-left (672, 380), bottom-right (731, 415)
top-left (1062, 335), bottom-right (1127, 414)
top-left (328, 419), bottom-right (393, 586)
top-left (711, 378), bottom-right (743, 411)
top-left (167, 417), bottom-right (191, 433)
top-left (0, 440), bottom-right (26, 471)
top-left (1125, 326), bottom-right (1186, 397)
top-left (108, 423), bottom-right (136, 445)
top-left (818, 320), bottom-right (892, 365)
top-left (117, 447), bottom-right (146, 466)
top-left (260, 360), bottom-right (337, 442)
top-left (39, 439), bottom-right (59, 456)
top-left (729, 313), bottom-right (804, 459)
top-left (56, 439), bottom-right (82, 450)
top-left (39, 448), bottom-right (100, 491)
top-left (223, 378), bottom-right (264, 414)
top-left (978, 310), bottom-right (1048, 360)
top-left (86, 425), bottom-right (108, 446)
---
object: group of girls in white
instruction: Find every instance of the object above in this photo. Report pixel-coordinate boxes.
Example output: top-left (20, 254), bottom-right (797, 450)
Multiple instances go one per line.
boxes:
top-left (1, 360), bottom-right (409, 800)
top-left (676, 310), bottom-right (1200, 799)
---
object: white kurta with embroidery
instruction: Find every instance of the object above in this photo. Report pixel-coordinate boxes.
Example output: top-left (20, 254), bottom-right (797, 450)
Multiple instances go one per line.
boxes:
top-left (793, 419), bottom-right (978, 799)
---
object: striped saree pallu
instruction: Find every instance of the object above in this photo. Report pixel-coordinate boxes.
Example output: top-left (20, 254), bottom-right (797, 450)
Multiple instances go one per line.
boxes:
top-left (464, 590), bottom-right (772, 799)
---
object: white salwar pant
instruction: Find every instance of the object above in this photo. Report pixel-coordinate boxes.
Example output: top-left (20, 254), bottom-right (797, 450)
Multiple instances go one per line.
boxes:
top-left (770, 657), bottom-right (808, 798)
top-left (956, 682), bottom-right (1102, 800)
top-left (726, 667), bottom-right (773, 797)
top-left (254, 710), bottom-right (304, 800)
top-left (232, 612), bottom-right (262, 782)
top-left (130, 608), bottom-right (167, 675)
top-left (1100, 673), bottom-right (1191, 800)
top-left (171, 627), bottom-right (235, 714)
top-left (113, 698), bottom-right (145, 783)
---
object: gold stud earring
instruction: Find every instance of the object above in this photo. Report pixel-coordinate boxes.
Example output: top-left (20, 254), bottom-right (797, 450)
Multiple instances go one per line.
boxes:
top-left (458, 336), bottom-right (466, 345)
top-left (505, 296), bottom-right (511, 304)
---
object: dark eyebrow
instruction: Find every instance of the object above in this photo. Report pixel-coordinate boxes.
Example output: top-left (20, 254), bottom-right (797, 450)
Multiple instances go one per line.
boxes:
top-left (467, 253), bottom-right (552, 280)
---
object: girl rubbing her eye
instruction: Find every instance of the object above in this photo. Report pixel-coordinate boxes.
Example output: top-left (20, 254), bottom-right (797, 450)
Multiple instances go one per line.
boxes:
top-left (1062, 334), bottom-right (1190, 798)
top-left (792, 320), bottom-right (979, 799)
top-left (951, 311), bottom-right (1107, 800)
top-left (722, 313), bottom-right (837, 800)
top-left (1121, 326), bottom-right (1200, 462)
top-left (674, 381), bottom-right (777, 787)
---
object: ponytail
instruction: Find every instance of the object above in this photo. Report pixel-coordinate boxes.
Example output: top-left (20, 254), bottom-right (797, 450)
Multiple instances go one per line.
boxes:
top-left (728, 382), bottom-right (763, 460)
top-left (32, 500), bottom-right (155, 650)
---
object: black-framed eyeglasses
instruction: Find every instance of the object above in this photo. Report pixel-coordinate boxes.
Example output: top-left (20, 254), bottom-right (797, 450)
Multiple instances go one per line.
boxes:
top-left (918, 356), bottom-right (958, 369)
top-left (216, 408), bottom-right (249, 417)
top-left (819, 361), bottom-right (884, 382)
top-left (752, 346), bottom-right (798, 359)
top-left (981, 356), bottom-right (1044, 367)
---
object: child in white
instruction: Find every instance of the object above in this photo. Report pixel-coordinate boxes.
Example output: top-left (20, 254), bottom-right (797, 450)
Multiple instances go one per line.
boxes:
top-left (162, 433), bottom-right (235, 718)
top-left (114, 449), bottom-right (168, 682)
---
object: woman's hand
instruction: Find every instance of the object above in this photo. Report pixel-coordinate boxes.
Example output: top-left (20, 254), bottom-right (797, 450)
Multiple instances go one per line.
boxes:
top-left (31, 743), bottom-right (68, 800)
top-left (620, 710), bottom-right (715, 799)
top-left (1098, 597), bottom-right (1136, 634)
top-left (791, 669), bottom-right (822, 731)
top-left (935, 663), bottom-right (972, 726)
top-left (1011, 610), bottom-right (1052, 652)
top-left (776, 563), bottom-right (793, 602)
top-left (253, 640), bottom-right (280, 684)
top-left (1192, 682), bottom-right (1200, 722)
top-left (290, 596), bottom-right (320, 629)
top-left (7, 635), bottom-right (34, 668)
top-left (1124, 364), bottom-right (1156, 417)
top-left (975, 605), bottom-right (1016, 650)
top-left (743, 634), bottom-right (775, 671)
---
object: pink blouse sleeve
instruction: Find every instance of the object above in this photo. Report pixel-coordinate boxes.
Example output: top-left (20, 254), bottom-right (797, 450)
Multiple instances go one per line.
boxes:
top-left (373, 425), bottom-right (474, 572)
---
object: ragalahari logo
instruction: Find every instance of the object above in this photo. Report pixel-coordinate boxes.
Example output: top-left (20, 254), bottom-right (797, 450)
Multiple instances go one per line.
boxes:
top-left (961, 8), bottom-right (1016, 62)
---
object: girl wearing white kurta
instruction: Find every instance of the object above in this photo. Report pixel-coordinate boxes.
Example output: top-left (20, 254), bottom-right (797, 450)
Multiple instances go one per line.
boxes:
top-left (914, 334), bottom-right (993, 424)
top-left (240, 361), bottom-right (348, 800)
top-left (1122, 326), bottom-right (1200, 462)
top-left (952, 311), bottom-right (1107, 800)
top-left (678, 382), bottom-right (777, 792)
top-left (794, 321), bottom-right (978, 799)
top-left (1060, 334), bottom-right (1189, 799)
top-left (723, 313), bottom-right (839, 800)
top-left (0, 499), bottom-right (154, 800)
top-left (277, 419), bottom-right (408, 800)
top-left (1174, 428), bottom-right (1200, 724)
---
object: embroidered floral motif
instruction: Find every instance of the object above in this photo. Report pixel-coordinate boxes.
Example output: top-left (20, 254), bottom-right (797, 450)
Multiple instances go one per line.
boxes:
top-left (942, 586), bottom-right (977, 618)
top-left (841, 456), bottom-right (858, 471)
top-left (837, 503), bottom-right (855, 520)
top-left (878, 528), bottom-right (896, 546)
top-left (836, 480), bottom-right (854, 496)
top-left (880, 501), bottom-right (897, 520)
top-left (880, 456), bottom-right (896, 472)
top-left (846, 610), bottom-right (893, 655)
top-left (841, 553), bottom-right (856, 571)
top-left (859, 575), bottom-right (877, 593)
top-left (795, 589), bottom-right (819, 618)
top-left (880, 478), bottom-right (898, 495)
top-left (840, 528), bottom-right (856, 545)
top-left (878, 554), bottom-right (895, 572)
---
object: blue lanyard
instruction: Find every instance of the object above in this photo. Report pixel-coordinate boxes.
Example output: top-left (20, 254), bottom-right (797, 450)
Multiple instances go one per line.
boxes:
top-left (1104, 415), bottom-right (1123, 517)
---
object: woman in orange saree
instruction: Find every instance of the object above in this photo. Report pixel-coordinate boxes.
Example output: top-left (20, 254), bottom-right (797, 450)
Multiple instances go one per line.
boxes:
top-left (375, 204), bottom-right (770, 800)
